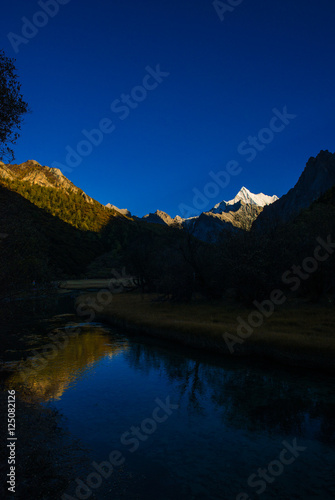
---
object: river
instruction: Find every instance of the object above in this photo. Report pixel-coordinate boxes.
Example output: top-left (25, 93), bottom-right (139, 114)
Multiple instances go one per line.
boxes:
top-left (1, 293), bottom-right (334, 499)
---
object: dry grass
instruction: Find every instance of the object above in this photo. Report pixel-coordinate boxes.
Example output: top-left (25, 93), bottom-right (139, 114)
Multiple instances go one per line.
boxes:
top-left (76, 293), bottom-right (335, 371)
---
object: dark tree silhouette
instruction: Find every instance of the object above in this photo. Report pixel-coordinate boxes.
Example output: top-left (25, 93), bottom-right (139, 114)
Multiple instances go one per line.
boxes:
top-left (0, 49), bottom-right (29, 162)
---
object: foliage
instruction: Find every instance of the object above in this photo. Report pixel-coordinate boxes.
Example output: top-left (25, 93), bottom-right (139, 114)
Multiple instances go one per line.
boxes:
top-left (0, 183), bottom-right (106, 295)
top-left (0, 50), bottom-right (29, 162)
top-left (1, 163), bottom-right (335, 304)
top-left (0, 175), bottom-right (113, 231)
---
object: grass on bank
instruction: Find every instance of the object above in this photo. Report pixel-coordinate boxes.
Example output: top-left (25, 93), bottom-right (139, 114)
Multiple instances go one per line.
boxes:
top-left (76, 293), bottom-right (335, 367)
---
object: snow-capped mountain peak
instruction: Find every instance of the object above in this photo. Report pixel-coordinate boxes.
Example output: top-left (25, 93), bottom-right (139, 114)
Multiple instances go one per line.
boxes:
top-left (211, 187), bottom-right (278, 214)
top-left (230, 186), bottom-right (278, 206)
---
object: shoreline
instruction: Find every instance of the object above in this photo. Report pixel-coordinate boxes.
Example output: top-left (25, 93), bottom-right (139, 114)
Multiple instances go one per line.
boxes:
top-left (75, 293), bottom-right (335, 374)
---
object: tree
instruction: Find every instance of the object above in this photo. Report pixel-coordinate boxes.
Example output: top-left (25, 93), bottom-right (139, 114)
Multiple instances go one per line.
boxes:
top-left (0, 49), bottom-right (29, 162)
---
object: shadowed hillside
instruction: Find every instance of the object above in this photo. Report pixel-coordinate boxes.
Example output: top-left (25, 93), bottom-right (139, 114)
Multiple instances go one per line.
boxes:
top-left (1, 154), bottom-right (335, 304)
top-left (254, 150), bottom-right (335, 232)
top-left (0, 184), bottom-right (107, 294)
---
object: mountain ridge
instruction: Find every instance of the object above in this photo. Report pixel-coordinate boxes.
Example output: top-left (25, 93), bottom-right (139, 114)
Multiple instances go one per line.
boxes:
top-left (2, 151), bottom-right (335, 243)
top-left (254, 150), bottom-right (335, 231)
top-left (138, 187), bottom-right (278, 242)
top-left (0, 160), bottom-right (278, 230)
top-left (138, 186), bottom-right (278, 233)
top-left (211, 187), bottom-right (278, 214)
top-left (105, 203), bottom-right (131, 217)
top-left (1, 150), bottom-right (335, 300)
top-left (0, 159), bottom-right (95, 203)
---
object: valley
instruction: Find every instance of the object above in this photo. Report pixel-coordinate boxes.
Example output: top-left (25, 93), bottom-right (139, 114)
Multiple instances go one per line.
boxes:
top-left (1, 151), bottom-right (334, 372)
top-left (1, 5), bottom-right (334, 499)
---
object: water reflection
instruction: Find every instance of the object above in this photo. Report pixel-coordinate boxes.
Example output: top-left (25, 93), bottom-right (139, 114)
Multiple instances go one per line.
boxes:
top-left (5, 322), bottom-right (335, 445)
top-left (7, 326), bottom-right (127, 401)
top-left (4, 320), bottom-right (335, 499)
top-left (123, 338), bottom-right (335, 444)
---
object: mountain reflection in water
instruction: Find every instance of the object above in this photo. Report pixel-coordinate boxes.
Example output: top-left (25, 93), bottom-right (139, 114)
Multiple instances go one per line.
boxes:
top-left (4, 318), bottom-right (335, 499)
top-left (7, 326), bottom-right (128, 401)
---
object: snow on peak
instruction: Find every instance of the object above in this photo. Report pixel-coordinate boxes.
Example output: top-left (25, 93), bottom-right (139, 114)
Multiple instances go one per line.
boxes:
top-left (230, 187), bottom-right (278, 207)
top-left (211, 187), bottom-right (278, 213)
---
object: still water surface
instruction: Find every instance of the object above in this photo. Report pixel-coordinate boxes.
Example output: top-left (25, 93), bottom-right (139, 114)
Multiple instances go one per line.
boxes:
top-left (4, 298), bottom-right (335, 500)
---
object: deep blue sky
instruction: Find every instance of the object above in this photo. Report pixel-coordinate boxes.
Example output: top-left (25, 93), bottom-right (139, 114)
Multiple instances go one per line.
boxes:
top-left (1, 0), bottom-right (335, 217)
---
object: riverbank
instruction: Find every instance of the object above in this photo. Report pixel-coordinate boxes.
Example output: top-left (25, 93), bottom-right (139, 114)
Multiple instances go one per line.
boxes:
top-left (57, 277), bottom-right (135, 290)
top-left (76, 293), bottom-right (335, 374)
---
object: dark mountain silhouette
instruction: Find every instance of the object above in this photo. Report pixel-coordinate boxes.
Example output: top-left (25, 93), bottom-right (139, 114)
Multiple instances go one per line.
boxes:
top-left (1, 151), bottom-right (335, 301)
top-left (254, 150), bottom-right (335, 232)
